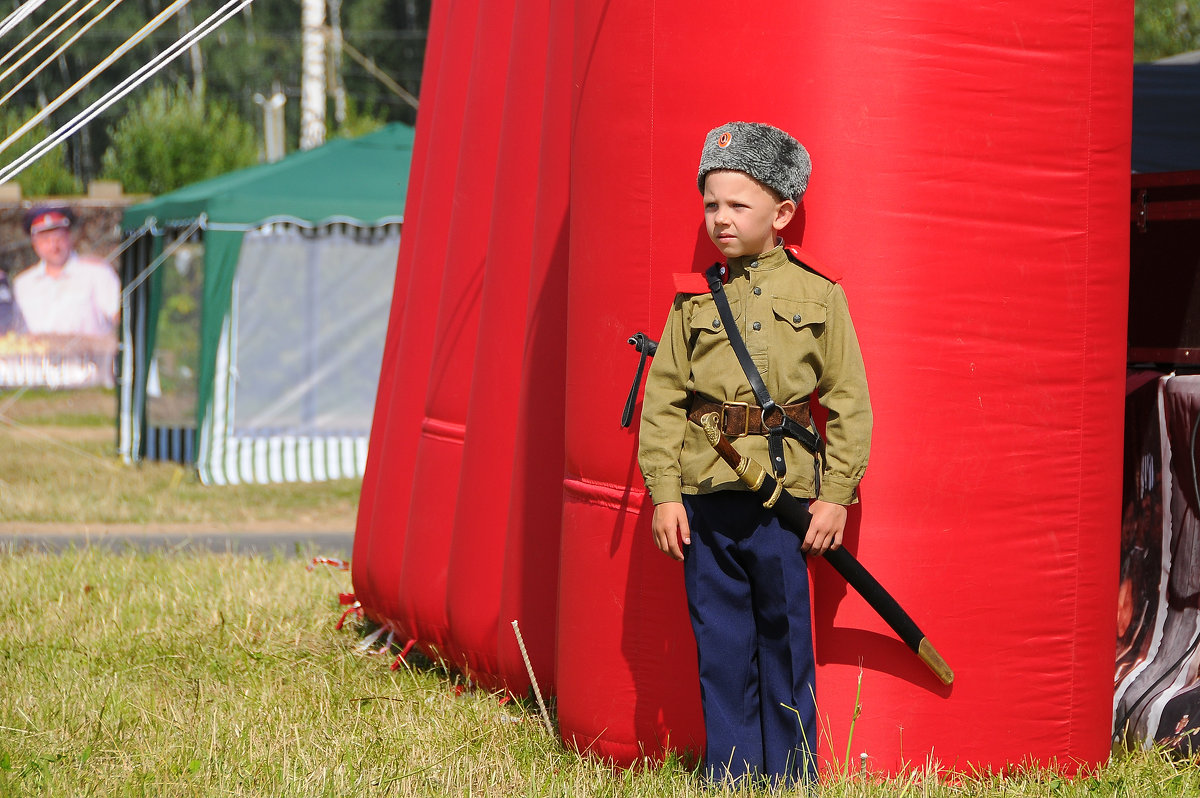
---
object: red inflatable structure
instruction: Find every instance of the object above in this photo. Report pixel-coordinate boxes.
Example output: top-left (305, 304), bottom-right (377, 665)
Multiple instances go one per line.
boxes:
top-left (353, 0), bottom-right (474, 631)
top-left (354, 0), bottom-right (1133, 776)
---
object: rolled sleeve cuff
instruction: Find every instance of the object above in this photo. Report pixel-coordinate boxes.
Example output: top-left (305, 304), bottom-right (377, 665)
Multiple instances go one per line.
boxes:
top-left (644, 477), bottom-right (683, 505)
top-left (818, 474), bottom-right (860, 505)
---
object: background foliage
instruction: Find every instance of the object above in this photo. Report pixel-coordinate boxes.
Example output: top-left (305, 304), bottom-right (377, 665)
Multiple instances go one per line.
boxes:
top-left (0, 108), bottom-right (84, 197)
top-left (99, 83), bottom-right (258, 195)
top-left (1135, 0), bottom-right (1200, 61)
top-left (1, 1), bottom-right (1197, 198)
top-left (3, 0), bottom-right (429, 196)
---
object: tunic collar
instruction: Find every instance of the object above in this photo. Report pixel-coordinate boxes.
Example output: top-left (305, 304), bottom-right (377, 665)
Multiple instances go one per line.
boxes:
top-left (725, 241), bottom-right (788, 277)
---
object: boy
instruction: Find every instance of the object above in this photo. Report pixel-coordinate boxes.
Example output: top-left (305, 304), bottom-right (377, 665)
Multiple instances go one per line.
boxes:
top-left (638, 121), bottom-right (872, 787)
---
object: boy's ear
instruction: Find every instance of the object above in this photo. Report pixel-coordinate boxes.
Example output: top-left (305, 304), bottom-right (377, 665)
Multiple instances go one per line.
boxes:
top-left (773, 199), bottom-right (797, 231)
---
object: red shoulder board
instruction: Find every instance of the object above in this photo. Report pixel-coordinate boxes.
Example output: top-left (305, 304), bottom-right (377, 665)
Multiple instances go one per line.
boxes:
top-left (672, 272), bottom-right (710, 294)
top-left (784, 244), bottom-right (841, 283)
top-left (671, 263), bottom-right (727, 295)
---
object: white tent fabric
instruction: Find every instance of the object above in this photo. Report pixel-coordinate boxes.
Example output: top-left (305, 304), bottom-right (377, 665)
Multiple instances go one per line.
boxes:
top-left (198, 224), bottom-right (398, 485)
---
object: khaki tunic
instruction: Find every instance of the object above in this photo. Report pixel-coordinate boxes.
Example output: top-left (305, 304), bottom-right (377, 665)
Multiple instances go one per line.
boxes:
top-left (637, 243), bottom-right (872, 505)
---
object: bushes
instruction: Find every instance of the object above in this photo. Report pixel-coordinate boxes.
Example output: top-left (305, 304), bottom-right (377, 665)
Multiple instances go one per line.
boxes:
top-left (0, 108), bottom-right (85, 197)
top-left (99, 84), bottom-right (259, 196)
top-left (1135, 0), bottom-right (1200, 62)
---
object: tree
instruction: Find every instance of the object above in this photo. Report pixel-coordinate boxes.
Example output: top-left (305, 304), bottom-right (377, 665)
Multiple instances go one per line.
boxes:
top-left (0, 108), bottom-right (84, 198)
top-left (99, 83), bottom-right (258, 195)
top-left (1135, 0), bottom-right (1200, 61)
top-left (3, 0), bottom-right (431, 184)
top-left (326, 97), bottom-right (388, 140)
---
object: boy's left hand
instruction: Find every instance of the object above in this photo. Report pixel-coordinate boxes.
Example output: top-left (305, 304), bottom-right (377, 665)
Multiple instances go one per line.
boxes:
top-left (804, 500), bottom-right (847, 556)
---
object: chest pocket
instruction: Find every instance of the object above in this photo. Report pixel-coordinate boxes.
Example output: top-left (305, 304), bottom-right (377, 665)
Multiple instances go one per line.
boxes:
top-left (687, 294), bottom-right (742, 335)
top-left (771, 297), bottom-right (826, 331)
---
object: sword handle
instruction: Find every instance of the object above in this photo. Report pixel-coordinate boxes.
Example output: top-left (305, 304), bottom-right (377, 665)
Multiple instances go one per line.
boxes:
top-left (700, 412), bottom-right (767, 491)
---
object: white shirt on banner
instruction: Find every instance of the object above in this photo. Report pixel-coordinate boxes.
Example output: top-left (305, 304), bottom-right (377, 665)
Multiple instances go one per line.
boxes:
top-left (14, 254), bottom-right (120, 337)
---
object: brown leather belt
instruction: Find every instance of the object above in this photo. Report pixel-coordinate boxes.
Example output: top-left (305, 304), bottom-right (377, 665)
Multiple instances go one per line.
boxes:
top-left (688, 396), bottom-right (811, 438)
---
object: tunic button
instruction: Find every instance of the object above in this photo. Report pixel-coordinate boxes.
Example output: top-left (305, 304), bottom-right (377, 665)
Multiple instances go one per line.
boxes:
top-left (793, 314), bottom-right (802, 324)
top-left (750, 260), bottom-right (759, 268)
top-left (752, 321), bottom-right (761, 331)
top-left (752, 286), bottom-right (761, 296)
top-left (712, 318), bottom-right (721, 329)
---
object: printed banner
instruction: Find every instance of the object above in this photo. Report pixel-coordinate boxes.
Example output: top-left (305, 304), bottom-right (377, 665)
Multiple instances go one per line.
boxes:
top-left (1115, 372), bottom-right (1200, 754)
top-left (0, 333), bottom-right (116, 388)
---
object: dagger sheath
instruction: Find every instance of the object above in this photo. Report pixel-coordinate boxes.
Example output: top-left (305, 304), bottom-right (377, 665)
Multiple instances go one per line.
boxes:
top-left (700, 413), bottom-right (954, 685)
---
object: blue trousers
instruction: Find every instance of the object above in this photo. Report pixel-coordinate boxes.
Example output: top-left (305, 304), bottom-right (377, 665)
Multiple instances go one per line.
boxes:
top-left (682, 491), bottom-right (818, 788)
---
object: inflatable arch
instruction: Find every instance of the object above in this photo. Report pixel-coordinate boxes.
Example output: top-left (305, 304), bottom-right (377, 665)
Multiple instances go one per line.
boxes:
top-left (356, 0), bottom-right (1132, 775)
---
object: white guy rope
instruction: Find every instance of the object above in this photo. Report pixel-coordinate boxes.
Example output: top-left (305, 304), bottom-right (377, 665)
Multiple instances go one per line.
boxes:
top-left (0, 0), bottom-right (123, 107)
top-left (121, 216), bottom-right (203, 301)
top-left (0, 0), bottom-right (83, 72)
top-left (0, 0), bottom-right (248, 180)
top-left (0, 0), bottom-right (192, 159)
top-left (0, 0), bottom-right (254, 186)
top-left (511, 620), bottom-right (554, 736)
top-left (103, 220), bottom-right (154, 265)
top-left (0, 0), bottom-right (52, 40)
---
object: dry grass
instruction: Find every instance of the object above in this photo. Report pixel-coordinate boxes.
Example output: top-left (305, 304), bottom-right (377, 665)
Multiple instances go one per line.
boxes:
top-left (0, 548), bottom-right (695, 797)
top-left (2, 548), bottom-right (1199, 797)
top-left (3, 391), bottom-right (1200, 796)
top-left (0, 387), bottom-right (359, 527)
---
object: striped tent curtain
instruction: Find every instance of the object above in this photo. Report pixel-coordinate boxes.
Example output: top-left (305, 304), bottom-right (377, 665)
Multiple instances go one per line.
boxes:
top-left (198, 223), bottom-right (398, 485)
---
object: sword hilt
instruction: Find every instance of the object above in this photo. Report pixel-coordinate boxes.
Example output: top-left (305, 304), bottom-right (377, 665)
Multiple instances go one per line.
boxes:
top-left (700, 412), bottom-right (766, 491)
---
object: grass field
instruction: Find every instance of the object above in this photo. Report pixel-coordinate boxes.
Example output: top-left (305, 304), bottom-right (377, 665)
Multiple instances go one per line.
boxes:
top-left (0, 387), bottom-right (359, 527)
top-left (3, 389), bottom-right (1200, 795)
top-left (1, 548), bottom-right (1198, 798)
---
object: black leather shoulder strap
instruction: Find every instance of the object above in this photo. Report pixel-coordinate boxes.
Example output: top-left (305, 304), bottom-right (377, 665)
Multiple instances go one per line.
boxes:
top-left (704, 263), bottom-right (822, 477)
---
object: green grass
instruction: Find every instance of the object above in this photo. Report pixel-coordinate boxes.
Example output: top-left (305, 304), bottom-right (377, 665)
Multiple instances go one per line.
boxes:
top-left (3, 388), bottom-right (1200, 795)
top-left (0, 387), bottom-right (359, 526)
top-left (1, 548), bottom-right (1198, 798)
top-left (0, 386), bottom-right (117, 426)
top-left (0, 548), bottom-right (686, 797)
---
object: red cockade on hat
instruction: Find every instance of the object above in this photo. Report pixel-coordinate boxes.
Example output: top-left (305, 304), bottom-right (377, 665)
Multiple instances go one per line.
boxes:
top-left (23, 205), bottom-right (76, 235)
top-left (29, 211), bottom-right (71, 234)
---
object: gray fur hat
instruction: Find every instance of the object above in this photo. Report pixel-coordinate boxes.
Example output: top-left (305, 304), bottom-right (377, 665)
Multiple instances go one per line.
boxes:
top-left (697, 121), bottom-right (811, 202)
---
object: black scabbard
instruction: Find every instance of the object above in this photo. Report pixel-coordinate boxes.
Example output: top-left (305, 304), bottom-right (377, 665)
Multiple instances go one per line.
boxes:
top-left (699, 413), bottom-right (954, 685)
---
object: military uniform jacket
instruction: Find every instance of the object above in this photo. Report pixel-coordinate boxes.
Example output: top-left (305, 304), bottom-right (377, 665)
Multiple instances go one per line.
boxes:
top-left (638, 243), bottom-right (872, 505)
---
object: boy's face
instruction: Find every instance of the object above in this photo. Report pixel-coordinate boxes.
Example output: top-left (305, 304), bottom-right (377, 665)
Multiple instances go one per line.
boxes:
top-left (703, 170), bottom-right (796, 259)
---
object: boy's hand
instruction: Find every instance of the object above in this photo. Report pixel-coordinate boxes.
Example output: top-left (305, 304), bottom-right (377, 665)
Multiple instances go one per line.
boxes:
top-left (804, 500), bottom-right (847, 556)
top-left (652, 502), bottom-right (690, 561)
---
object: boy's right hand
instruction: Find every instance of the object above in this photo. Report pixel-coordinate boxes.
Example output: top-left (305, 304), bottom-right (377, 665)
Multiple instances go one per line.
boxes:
top-left (652, 502), bottom-right (690, 561)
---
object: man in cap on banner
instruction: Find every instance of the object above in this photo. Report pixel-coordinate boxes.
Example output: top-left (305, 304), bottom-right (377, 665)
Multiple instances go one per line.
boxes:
top-left (13, 205), bottom-right (120, 338)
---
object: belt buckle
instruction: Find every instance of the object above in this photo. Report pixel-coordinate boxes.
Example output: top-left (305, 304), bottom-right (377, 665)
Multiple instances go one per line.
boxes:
top-left (720, 401), bottom-right (750, 438)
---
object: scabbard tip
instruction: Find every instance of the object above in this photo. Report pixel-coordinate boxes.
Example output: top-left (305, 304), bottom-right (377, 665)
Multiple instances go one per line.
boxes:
top-left (918, 638), bottom-right (954, 685)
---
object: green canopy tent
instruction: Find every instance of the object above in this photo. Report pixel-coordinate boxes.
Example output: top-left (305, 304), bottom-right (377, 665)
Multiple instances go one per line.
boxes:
top-left (118, 123), bottom-right (414, 485)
